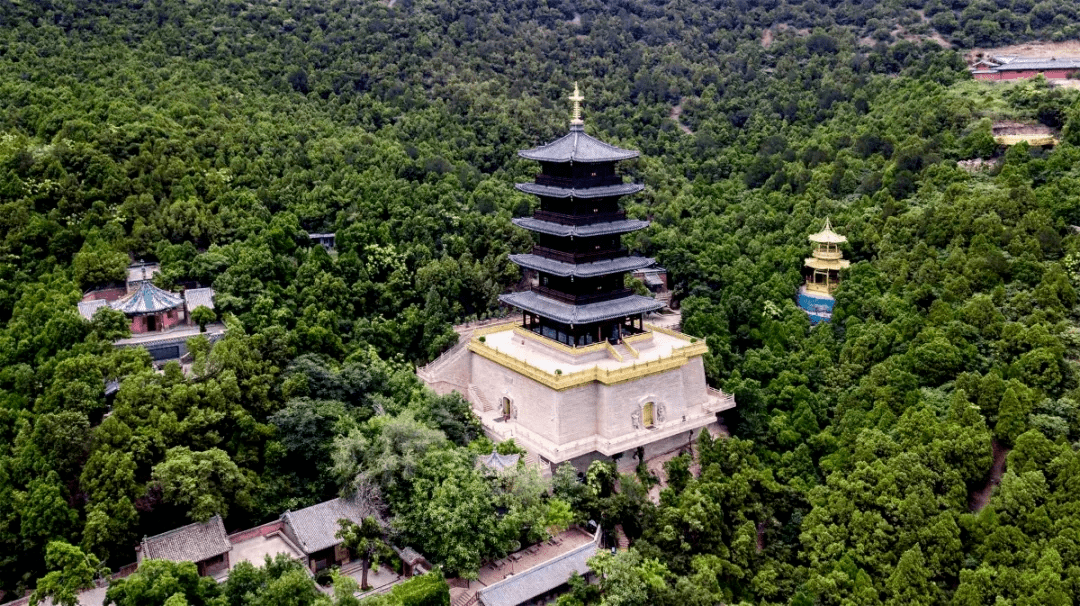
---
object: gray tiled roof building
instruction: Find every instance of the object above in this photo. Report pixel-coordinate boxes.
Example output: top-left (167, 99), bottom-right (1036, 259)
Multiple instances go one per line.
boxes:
top-left (137, 515), bottom-right (231, 569)
top-left (476, 531), bottom-right (600, 606)
top-left (280, 497), bottom-right (377, 555)
top-left (183, 287), bottom-right (215, 312)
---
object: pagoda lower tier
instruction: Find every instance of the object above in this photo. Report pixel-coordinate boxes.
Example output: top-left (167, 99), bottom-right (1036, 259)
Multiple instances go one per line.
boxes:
top-left (500, 289), bottom-right (662, 347)
top-left (416, 319), bottom-right (736, 472)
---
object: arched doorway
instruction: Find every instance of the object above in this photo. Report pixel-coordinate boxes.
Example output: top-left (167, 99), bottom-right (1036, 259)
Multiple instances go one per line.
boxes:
top-left (502, 397), bottom-right (512, 420)
top-left (642, 402), bottom-right (655, 428)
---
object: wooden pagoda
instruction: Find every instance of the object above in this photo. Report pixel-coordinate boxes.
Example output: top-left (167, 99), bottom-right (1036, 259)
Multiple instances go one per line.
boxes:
top-left (803, 218), bottom-right (850, 294)
top-left (417, 85), bottom-right (735, 472)
top-left (499, 84), bottom-right (662, 347)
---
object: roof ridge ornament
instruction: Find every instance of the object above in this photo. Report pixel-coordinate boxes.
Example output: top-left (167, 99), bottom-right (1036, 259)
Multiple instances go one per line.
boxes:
top-left (569, 82), bottom-right (584, 129)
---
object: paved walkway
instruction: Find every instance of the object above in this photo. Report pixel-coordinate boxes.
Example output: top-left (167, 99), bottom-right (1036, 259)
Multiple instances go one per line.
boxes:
top-left (343, 562), bottom-right (401, 593)
top-left (229, 533), bottom-right (303, 569)
top-left (114, 322), bottom-right (225, 345)
top-left (447, 527), bottom-right (596, 605)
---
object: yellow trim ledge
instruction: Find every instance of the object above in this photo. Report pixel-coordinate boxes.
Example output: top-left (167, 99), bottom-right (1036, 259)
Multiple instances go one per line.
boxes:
top-left (468, 337), bottom-right (708, 390)
top-left (512, 327), bottom-right (610, 357)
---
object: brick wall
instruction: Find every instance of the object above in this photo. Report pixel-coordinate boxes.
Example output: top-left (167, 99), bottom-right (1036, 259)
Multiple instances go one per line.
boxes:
top-left (227, 519), bottom-right (284, 543)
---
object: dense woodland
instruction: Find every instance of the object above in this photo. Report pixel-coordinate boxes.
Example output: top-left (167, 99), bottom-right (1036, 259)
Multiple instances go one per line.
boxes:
top-left (2, 0), bottom-right (1080, 604)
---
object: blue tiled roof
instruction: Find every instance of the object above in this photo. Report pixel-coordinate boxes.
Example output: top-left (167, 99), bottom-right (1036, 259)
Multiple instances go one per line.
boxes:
top-left (109, 282), bottom-right (184, 315)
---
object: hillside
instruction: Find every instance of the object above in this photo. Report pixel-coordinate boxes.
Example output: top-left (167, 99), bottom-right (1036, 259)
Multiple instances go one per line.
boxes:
top-left (0, 0), bottom-right (1079, 604)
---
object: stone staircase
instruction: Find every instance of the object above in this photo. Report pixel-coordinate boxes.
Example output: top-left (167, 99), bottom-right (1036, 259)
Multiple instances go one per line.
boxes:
top-left (614, 524), bottom-right (630, 550)
top-left (450, 588), bottom-right (478, 606)
top-left (468, 383), bottom-right (494, 413)
top-left (418, 339), bottom-right (467, 380)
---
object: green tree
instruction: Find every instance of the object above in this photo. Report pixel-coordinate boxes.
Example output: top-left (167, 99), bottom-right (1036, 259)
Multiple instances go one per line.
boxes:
top-left (150, 447), bottom-right (253, 522)
top-left (884, 545), bottom-right (936, 606)
top-left (104, 560), bottom-right (219, 606)
top-left (189, 306), bottom-right (216, 332)
top-left (996, 387), bottom-right (1029, 446)
top-left (336, 517), bottom-right (393, 590)
top-left (30, 542), bottom-right (106, 606)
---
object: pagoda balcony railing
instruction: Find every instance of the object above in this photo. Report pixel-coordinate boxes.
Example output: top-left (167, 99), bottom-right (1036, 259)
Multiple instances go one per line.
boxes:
top-left (533, 286), bottom-right (633, 305)
top-left (805, 280), bottom-right (839, 294)
top-left (533, 210), bottom-right (626, 226)
top-left (532, 245), bottom-right (626, 264)
top-left (813, 250), bottom-right (844, 260)
top-left (534, 174), bottom-right (625, 189)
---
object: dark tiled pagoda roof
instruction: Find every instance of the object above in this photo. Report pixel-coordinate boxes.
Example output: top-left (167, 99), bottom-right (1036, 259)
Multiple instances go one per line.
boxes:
top-left (519, 126), bottom-right (639, 164)
top-left (110, 282), bottom-right (185, 316)
top-left (514, 182), bottom-right (643, 199)
top-left (499, 291), bottom-right (662, 324)
top-left (512, 217), bottom-right (649, 238)
top-left (139, 515), bottom-right (231, 563)
top-left (509, 254), bottom-right (654, 278)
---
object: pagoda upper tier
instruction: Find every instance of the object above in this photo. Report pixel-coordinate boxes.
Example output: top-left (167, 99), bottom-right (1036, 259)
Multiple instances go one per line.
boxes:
top-left (518, 127), bottom-right (641, 163)
top-left (500, 84), bottom-right (661, 347)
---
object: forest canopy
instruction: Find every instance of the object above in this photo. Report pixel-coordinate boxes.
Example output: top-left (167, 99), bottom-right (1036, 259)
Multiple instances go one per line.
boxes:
top-left (1, 0), bottom-right (1080, 604)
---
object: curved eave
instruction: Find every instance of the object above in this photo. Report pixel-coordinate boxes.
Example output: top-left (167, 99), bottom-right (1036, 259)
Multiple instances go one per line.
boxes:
top-left (804, 257), bottom-right (851, 271)
top-left (808, 232), bottom-right (847, 244)
top-left (512, 217), bottom-right (650, 238)
top-left (109, 283), bottom-right (185, 315)
top-left (499, 291), bottom-right (663, 325)
top-left (518, 129), bottom-right (640, 164)
top-left (509, 254), bottom-right (654, 278)
top-left (515, 182), bottom-right (643, 199)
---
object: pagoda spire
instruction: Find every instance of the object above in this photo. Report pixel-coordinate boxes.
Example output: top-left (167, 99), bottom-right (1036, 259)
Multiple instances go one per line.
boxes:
top-left (569, 82), bottom-right (584, 129)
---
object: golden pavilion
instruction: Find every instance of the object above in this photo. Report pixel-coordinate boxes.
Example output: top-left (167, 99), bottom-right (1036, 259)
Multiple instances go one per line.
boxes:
top-left (803, 218), bottom-right (850, 294)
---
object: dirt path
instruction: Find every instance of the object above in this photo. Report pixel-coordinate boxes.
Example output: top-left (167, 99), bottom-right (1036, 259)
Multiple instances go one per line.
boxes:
top-left (970, 439), bottom-right (1010, 513)
top-left (669, 99), bottom-right (694, 135)
top-left (967, 40), bottom-right (1080, 63)
top-left (644, 422), bottom-right (726, 503)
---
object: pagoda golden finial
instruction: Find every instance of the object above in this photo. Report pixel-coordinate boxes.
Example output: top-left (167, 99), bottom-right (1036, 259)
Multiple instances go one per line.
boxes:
top-left (569, 82), bottom-right (584, 127)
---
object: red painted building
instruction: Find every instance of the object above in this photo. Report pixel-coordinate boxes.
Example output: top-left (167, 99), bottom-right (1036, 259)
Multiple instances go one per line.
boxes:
top-left (972, 56), bottom-right (1080, 81)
